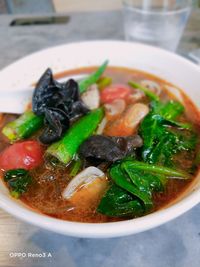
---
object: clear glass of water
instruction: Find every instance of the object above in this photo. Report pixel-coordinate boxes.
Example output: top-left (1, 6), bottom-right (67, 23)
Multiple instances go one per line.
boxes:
top-left (122, 0), bottom-right (192, 51)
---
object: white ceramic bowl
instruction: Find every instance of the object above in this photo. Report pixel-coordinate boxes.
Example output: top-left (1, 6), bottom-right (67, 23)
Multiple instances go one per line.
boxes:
top-left (0, 41), bottom-right (200, 238)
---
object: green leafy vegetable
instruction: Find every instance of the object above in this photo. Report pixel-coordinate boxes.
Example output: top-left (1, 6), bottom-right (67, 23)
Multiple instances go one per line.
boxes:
top-left (97, 184), bottom-right (144, 217)
top-left (110, 164), bottom-right (153, 210)
top-left (47, 108), bottom-right (104, 164)
top-left (152, 100), bottom-right (184, 120)
top-left (140, 100), bottom-right (197, 167)
top-left (122, 160), bottom-right (189, 179)
top-left (4, 169), bottom-right (32, 198)
top-left (98, 159), bottom-right (191, 217)
top-left (150, 100), bottom-right (192, 130)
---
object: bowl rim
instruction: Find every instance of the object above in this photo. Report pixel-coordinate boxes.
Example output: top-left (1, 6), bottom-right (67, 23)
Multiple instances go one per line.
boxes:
top-left (0, 182), bottom-right (199, 238)
top-left (0, 40), bottom-right (200, 238)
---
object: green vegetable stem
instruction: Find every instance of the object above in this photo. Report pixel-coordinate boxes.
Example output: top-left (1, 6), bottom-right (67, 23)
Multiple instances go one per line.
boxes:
top-left (46, 108), bottom-right (104, 164)
top-left (97, 76), bottom-right (112, 90)
top-left (2, 111), bottom-right (43, 142)
top-left (70, 157), bottom-right (82, 177)
top-left (128, 81), bottom-right (159, 101)
top-left (79, 60), bottom-right (109, 93)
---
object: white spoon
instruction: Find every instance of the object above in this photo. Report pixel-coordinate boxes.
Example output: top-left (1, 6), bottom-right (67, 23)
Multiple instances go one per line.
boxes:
top-left (0, 74), bottom-right (87, 114)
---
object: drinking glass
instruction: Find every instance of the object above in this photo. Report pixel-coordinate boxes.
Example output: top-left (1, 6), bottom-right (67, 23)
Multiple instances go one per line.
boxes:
top-left (122, 0), bottom-right (192, 51)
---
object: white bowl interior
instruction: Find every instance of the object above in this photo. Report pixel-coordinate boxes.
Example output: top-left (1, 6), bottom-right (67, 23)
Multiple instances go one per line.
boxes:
top-left (0, 41), bottom-right (200, 238)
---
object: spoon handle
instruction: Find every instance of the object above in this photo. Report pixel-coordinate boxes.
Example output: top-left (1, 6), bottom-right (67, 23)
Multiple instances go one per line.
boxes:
top-left (0, 74), bottom-right (87, 114)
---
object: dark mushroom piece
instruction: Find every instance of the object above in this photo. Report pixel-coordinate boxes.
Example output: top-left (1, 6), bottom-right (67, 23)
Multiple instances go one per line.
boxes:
top-left (79, 134), bottom-right (143, 163)
top-left (32, 68), bottom-right (89, 144)
top-left (39, 108), bottom-right (70, 144)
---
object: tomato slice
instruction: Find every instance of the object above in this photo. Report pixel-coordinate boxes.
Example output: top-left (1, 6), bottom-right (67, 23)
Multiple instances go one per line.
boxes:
top-left (100, 84), bottom-right (131, 104)
top-left (0, 141), bottom-right (44, 171)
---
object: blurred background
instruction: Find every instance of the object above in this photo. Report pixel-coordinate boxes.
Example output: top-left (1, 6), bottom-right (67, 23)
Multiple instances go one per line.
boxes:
top-left (0, 0), bottom-right (199, 14)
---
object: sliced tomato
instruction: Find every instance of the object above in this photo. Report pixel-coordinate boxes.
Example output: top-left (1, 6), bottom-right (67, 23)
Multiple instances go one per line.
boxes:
top-left (100, 84), bottom-right (131, 104)
top-left (0, 141), bottom-right (44, 171)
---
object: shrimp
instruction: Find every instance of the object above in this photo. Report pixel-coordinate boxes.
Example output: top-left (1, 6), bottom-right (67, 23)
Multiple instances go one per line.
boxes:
top-left (105, 103), bottom-right (149, 136)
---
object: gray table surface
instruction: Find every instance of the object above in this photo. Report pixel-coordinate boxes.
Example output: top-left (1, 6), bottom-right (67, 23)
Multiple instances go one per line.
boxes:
top-left (0, 10), bottom-right (200, 267)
